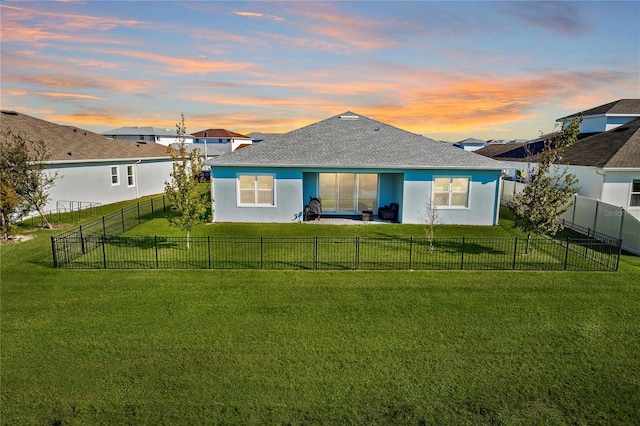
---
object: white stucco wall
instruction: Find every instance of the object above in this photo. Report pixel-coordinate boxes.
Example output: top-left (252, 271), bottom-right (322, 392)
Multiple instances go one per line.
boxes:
top-left (601, 170), bottom-right (640, 217)
top-left (42, 159), bottom-right (173, 214)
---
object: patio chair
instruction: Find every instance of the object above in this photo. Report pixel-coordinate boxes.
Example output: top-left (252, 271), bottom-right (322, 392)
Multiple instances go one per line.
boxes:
top-left (378, 202), bottom-right (399, 222)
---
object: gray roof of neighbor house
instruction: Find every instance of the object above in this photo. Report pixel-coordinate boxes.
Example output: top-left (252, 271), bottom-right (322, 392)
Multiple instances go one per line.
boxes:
top-left (559, 99), bottom-right (640, 120)
top-left (1, 111), bottom-right (173, 162)
top-left (102, 126), bottom-right (194, 138)
top-left (475, 117), bottom-right (640, 168)
top-left (207, 112), bottom-right (507, 170)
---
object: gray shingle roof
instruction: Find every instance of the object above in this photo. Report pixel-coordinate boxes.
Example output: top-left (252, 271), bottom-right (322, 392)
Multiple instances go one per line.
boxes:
top-left (1, 111), bottom-right (173, 162)
top-left (560, 99), bottom-right (640, 120)
top-left (475, 118), bottom-right (640, 168)
top-left (101, 126), bottom-right (182, 137)
top-left (207, 112), bottom-right (506, 170)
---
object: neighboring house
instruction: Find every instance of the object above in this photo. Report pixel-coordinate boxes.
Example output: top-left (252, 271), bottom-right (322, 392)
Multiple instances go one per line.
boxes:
top-left (476, 100), bottom-right (640, 219)
top-left (102, 126), bottom-right (194, 146)
top-left (559, 98), bottom-right (640, 133)
top-left (1, 111), bottom-right (175, 215)
top-left (453, 138), bottom-right (487, 151)
top-left (205, 112), bottom-right (508, 225)
top-left (190, 129), bottom-right (253, 158)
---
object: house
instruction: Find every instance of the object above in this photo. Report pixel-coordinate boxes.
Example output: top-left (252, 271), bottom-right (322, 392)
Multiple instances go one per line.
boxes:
top-left (102, 126), bottom-right (194, 146)
top-left (476, 99), bottom-right (640, 219)
top-left (559, 98), bottom-right (640, 134)
top-left (1, 111), bottom-right (175, 215)
top-left (190, 129), bottom-right (253, 158)
top-left (205, 112), bottom-right (508, 225)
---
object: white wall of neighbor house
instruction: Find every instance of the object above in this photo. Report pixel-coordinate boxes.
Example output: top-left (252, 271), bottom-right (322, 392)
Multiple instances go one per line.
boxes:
top-left (601, 170), bottom-right (640, 218)
top-left (42, 160), bottom-right (173, 214)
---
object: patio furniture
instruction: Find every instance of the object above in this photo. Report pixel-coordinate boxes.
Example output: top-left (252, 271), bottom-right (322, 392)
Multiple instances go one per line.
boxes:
top-left (378, 202), bottom-right (399, 221)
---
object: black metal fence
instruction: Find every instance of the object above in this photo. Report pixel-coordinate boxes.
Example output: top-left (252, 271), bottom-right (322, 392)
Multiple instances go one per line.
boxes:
top-left (52, 234), bottom-right (621, 271)
top-left (51, 195), bottom-right (167, 267)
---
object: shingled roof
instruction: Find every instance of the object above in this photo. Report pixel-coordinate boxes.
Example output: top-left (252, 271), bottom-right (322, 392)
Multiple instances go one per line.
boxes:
top-left (476, 118), bottom-right (640, 168)
top-left (191, 129), bottom-right (251, 139)
top-left (1, 111), bottom-right (173, 162)
top-left (207, 112), bottom-right (506, 170)
top-left (560, 99), bottom-right (640, 119)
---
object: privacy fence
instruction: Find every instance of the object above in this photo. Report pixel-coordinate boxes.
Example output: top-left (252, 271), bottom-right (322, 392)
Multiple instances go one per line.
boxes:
top-left (50, 196), bottom-right (621, 271)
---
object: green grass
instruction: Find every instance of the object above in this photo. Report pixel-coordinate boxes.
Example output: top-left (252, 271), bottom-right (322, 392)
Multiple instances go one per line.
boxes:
top-left (2, 200), bottom-right (639, 424)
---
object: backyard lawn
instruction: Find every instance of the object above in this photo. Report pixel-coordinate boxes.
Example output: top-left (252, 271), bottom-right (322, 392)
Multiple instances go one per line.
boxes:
top-left (1, 203), bottom-right (639, 424)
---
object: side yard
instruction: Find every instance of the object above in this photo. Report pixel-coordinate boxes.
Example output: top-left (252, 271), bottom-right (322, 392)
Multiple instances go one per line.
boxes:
top-left (1, 200), bottom-right (639, 424)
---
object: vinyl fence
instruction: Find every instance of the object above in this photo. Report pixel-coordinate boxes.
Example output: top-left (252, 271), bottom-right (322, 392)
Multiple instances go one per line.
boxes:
top-left (560, 195), bottom-right (640, 256)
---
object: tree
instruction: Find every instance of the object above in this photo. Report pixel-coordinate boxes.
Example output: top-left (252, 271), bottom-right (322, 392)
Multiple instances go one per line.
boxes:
top-left (509, 116), bottom-right (582, 236)
top-left (1, 130), bottom-right (58, 240)
top-left (419, 197), bottom-right (441, 253)
top-left (164, 113), bottom-right (208, 249)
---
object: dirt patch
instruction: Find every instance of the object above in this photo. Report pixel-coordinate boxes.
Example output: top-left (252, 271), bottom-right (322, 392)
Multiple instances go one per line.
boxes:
top-left (1, 235), bottom-right (34, 244)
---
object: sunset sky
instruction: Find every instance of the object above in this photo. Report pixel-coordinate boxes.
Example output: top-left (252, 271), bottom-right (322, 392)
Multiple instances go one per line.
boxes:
top-left (1, 1), bottom-right (638, 142)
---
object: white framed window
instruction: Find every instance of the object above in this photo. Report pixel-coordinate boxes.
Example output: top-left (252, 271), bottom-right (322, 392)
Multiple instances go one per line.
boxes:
top-left (127, 165), bottom-right (135, 187)
top-left (433, 177), bottom-right (470, 208)
top-left (110, 165), bottom-right (120, 186)
top-left (630, 180), bottom-right (640, 207)
top-left (237, 174), bottom-right (274, 206)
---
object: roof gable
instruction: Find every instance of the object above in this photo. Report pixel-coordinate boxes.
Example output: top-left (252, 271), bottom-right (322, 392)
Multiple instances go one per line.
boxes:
top-left (191, 129), bottom-right (250, 139)
top-left (561, 99), bottom-right (640, 119)
top-left (207, 111), bottom-right (506, 170)
top-left (1, 111), bottom-right (173, 162)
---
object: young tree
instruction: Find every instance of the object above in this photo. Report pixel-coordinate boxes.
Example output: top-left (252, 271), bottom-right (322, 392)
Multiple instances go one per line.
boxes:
top-left (164, 113), bottom-right (208, 249)
top-left (510, 116), bottom-right (582, 236)
top-left (1, 130), bottom-right (58, 240)
top-left (419, 197), bottom-right (441, 253)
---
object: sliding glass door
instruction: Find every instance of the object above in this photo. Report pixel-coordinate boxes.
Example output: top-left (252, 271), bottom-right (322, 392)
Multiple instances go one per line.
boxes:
top-left (319, 173), bottom-right (378, 213)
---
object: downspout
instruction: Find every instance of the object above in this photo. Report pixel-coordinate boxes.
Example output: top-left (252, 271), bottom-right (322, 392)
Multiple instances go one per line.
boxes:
top-left (134, 159), bottom-right (142, 199)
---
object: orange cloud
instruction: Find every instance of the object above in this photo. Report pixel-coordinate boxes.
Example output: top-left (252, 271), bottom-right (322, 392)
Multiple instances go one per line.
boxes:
top-left (36, 92), bottom-right (106, 100)
top-left (95, 48), bottom-right (261, 76)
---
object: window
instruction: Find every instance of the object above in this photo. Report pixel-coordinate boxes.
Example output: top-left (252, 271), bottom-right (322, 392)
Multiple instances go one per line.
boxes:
top-left (631, 180), bottom-right (640, 207)
top-left (238, 175), bottom-right (274, 206)
top-left (433, 177), bottom-right (469, 208)
top-left (110, 166), bottom-right (119, 185)
top-left (319, 173), bottom-right (378, 212)
top-left (127, 165), bottom-right (135, 187)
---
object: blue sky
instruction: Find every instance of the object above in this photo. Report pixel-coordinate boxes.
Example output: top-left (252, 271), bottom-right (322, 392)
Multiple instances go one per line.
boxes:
top-left (1, 1), bottom-right (638, 141)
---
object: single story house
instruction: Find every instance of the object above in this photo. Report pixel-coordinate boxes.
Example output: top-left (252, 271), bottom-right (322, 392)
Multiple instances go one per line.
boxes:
top-left (102, 126), bottom-right (194, 146)
top-left (476, 99), bottom-right (640, 219)
top-left (1, 111), bottom-right (175, 215)
top-left (191, 129), bottom-right (253, 158)
top-left (205, 112), bottom-right (508, 225)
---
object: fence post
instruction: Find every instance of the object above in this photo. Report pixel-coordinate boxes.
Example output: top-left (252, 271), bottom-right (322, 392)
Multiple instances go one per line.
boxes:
top-left (260, 237), bottom-right (263, 270)
top-left (121, 209), bottom-right (125, 233)
top-left (571, 194), bottom-right (577, 225)
top-left (155, 236), bottom-right (159, 268)
top-left (51, 236), bottom-right (58, 268)
top-left (512, 238), bottom-right (518, 269)
top-left (314, 237), bottom-right (318, 270)
top-left (355, 237), bottom-right (360, 270)
top-left (564, 238), bottom-right (570, 270)
top-left (101, 236), bottom-right (107, 269)
top-left (79, 225), bottom-right (85, 255)
top-left (460, 237), bottom-right (465, 270)
top-left (207, 236), bottom-right (211, 269)
top-left (137, 202), bottom-right (141, 225)
top-left (151, 198), bottom-right (154, 219)
top-left (618, 208), bottom-right (625, 241)
top-left (163, 195), bottom-right (166, 212)
top-left (409, 237), bottom-right (413, 270)
top-left (615, 239), bottom-right (622, 271)
top-left (102, 216), bottom-right (106, 238)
